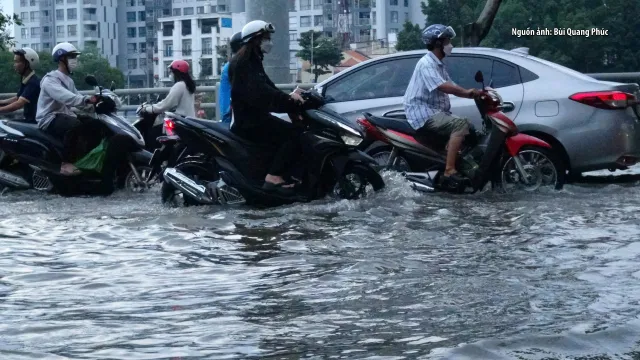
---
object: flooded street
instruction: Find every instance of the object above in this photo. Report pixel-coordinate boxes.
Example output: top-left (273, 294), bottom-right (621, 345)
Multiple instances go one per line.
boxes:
top-left (2, 169), bottom-right (640, 359)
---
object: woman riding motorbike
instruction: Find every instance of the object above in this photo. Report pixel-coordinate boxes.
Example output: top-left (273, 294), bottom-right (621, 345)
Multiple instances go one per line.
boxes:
top-left (141, 59), bottom-right (196, 117)
top-left (229, 20), bottom-right (305, 193)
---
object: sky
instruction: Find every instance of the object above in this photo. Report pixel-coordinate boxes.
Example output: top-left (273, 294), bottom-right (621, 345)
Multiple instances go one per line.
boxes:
top-left (2, 0), bottom-right (14, 36)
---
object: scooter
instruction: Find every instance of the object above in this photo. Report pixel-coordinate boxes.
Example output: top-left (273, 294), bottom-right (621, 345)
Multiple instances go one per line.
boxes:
top-left (357, 70), bottom-right (566, 193)
top-left (0, 75), bottom-right (153, 195)
top-left (133, 94), bottom-right (165, 152)
top-left (154, 89), bottom-right (385, 207)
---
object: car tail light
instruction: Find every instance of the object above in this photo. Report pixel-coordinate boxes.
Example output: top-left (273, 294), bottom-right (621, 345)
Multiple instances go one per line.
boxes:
top-left (356, 117), bottom-right (388, 143)
top-left (569, 91), bottom-right (637, 109)
top-left (163, 118), bottom-right (175, 136)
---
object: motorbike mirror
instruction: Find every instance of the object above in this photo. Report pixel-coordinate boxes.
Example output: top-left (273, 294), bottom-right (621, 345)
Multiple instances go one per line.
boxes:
top-left (85, 75), bottom-right (98, 87)
top-left (474, 71), bottom-right (484, 84)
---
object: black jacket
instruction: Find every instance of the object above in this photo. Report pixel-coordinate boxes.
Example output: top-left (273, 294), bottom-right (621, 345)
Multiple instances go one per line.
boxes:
top-left (228, 50), bottom-right (300, 135)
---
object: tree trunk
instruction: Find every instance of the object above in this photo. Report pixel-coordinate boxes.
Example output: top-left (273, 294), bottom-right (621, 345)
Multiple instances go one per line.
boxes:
top-left (464, 0), bottom-right (502, 46)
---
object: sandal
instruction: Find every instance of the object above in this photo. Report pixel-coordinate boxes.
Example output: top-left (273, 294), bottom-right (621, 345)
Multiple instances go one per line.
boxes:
top-left (262, 180), bottom-right (297, 194)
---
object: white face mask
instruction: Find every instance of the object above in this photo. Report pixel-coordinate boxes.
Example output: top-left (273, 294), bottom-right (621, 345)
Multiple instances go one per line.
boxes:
top-left (67, 58), bottom-right (78, 71)
top-left (260, 39), bottom-right (273, 54)
top-left (443, 43), bottom-right (453, 56)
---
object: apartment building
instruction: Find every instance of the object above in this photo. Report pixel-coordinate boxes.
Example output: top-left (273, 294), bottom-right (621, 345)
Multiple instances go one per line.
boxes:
top-left (152, 8), bottom-right (234, 86)
top-left (13, 0), bottom-right (119, 67)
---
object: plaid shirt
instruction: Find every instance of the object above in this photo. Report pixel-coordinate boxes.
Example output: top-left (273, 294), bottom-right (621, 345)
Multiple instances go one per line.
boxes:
top-left (403, 52), bottom-right (452, 130)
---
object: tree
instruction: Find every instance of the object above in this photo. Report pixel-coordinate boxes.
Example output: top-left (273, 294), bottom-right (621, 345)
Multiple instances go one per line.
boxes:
top-left (296, 30), bottom-right (343, 82)
top-left (0, 9), bottom-right (21, 51)
top-left (395, 21), bottom-right (424, 51)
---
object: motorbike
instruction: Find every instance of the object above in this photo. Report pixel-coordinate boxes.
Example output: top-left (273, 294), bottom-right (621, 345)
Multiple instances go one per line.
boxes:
top-left (153, 89), bottom-right (385, 207)
top-left (133, 94), bottom-right (165, 153)
top-left (0, 75), bottom-right (153, 195)
top-left (357, 70), bottom-right (565, 193)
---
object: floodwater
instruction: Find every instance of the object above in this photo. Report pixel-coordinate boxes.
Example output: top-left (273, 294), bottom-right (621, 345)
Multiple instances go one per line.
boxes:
top-left (2, 168), bottom-right (640, 359)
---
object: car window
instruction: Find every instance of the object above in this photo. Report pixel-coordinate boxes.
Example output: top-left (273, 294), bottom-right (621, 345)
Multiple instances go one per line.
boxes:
top-left (324, 56), bottom-right (420, 102)
top-left (444, 56), bottom-right (493, 89)
top-left (491, 60), bottom-right (520, 88)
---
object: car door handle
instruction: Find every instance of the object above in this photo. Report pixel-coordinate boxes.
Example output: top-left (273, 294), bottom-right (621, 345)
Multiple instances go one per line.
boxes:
top-left (502, 101), bottom-right (516, 112)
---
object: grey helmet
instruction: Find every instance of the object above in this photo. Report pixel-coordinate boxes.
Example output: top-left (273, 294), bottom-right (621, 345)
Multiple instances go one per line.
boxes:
top-left (422, 24), bottom-right (456, 46)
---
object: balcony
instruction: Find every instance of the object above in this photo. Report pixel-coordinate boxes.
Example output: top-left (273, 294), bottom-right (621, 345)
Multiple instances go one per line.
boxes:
top-left (83, 0), bottom-right (97, 4)
top-left (202, 48), bottom-right (213, 55)
top-left (359, 18), bottom-right (370, 26)
top-left (83, 14), bottom-right (98, 21)
top-left (84, 31), bottom-right (98, 38)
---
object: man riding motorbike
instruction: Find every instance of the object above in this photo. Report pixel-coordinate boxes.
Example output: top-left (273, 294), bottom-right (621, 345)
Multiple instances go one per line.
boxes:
top-left (0, 47), bottom-right (41, 123)
top-left (219, 31), bottom-right (243, 124)
top-left (36, 42), bottom-right (98, 176)
top-left (402, 24), bottom-right (481, 184)
top-left (228, 20), bottom-right (306, 194)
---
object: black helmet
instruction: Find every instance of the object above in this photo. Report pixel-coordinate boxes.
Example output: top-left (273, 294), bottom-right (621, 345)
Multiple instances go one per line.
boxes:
top-left (230, 32), bottom-right (243, 54)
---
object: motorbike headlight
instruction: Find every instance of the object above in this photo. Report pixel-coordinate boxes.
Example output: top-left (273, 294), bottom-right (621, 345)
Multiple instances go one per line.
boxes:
top-left (340, 132), bottom-right (363, 146)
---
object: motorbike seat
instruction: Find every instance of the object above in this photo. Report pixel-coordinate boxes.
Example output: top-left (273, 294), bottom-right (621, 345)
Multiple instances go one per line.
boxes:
top-left (183, 117), bottom-right (272, 150)
top-left (365, 114), bottom-right (417, 135)
top-left (4, 121), bottom-right (63, 148)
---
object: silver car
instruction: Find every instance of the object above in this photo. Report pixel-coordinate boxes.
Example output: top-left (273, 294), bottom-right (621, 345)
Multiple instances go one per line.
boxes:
top-left (313, 47), bottom-right (640, 177)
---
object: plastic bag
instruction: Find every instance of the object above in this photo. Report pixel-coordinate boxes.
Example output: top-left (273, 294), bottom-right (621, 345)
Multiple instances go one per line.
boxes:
top-left (74, 138), bottom-right (108, 173)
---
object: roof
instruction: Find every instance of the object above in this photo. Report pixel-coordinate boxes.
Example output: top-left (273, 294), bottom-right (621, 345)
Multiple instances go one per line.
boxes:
top-left (343, 49), bottom-right (370, 62)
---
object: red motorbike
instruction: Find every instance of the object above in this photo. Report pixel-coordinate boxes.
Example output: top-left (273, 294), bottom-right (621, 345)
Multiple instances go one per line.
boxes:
top-left (357, 70), bottom-right (565, 193)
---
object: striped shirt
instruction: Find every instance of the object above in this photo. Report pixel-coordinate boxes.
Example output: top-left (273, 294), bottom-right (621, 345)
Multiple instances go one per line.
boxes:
top-left (403, 52), bottom-right (452, 130)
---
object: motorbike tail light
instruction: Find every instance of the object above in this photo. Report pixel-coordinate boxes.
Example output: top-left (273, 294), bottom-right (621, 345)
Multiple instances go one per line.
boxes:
top-left (569, 91), bottom-right (636, 110)
top-left (356, 117), bottom-right (389, 143)
top-left (164, 118), bottom-right (175, 136)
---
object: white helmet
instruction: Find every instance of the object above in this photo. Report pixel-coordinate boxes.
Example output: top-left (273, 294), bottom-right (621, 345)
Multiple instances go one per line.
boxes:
top-left (13, 47), bottom-right (40, 69)
top-left (241, 20), bottom-right (275, 43)
top-left (52, 42), bottom-right (81, 62)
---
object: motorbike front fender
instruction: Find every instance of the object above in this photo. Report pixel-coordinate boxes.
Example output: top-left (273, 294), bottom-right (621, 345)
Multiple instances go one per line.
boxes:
top-left (505, 133), bottom-right (551, 157)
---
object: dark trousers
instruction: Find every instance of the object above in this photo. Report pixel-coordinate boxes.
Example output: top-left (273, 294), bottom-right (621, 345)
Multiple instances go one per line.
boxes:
top-left (43, 114), bottom-right (83, 163)
top-left (233, 116), bottom-right (301, 177)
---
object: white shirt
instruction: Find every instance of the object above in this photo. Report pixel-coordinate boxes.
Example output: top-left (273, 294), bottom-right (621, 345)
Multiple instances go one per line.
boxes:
top-left (146, 81), bottom-right (196, 117)
top-left (402, 52), bottom-right (453, 130)
top-left (36, 70), bottom-right (91, 129)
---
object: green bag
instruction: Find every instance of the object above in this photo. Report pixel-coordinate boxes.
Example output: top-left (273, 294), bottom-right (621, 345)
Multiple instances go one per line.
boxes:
top-left (74, 138), bottom-right (108, 173)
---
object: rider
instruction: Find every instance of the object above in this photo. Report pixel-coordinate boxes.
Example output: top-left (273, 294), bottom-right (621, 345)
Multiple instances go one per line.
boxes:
top-left (0, 47), bottom-right (41, 123)
top-left (403, 24), bottom-right (481, 184)
top-left (142, 59), bottom-right (196, 117)
top-left (229, 20), bottom-right (305, 193)
top-left (36, 42), bottom-right (98, 176)
top-left (218, 31), bottom-right (243, 124)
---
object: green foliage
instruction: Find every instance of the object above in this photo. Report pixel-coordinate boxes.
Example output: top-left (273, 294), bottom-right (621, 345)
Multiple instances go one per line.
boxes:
top-left (0, 9), bottom-right (22, 51)
top-left (296, 30), bottom-right (344, 82)
top-left (396, 21), bottom-right (425, 51)
top-left (0, 44), bottom-right (125, 94)
top-left (421, 0), bottom-right (640, 72)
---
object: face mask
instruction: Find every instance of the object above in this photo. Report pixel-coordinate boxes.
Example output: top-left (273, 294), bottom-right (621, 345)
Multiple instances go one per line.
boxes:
top-left (443, 43), bottom-right (453, 56)
top-left (67, 58), bottom-right (78, 71)
top-left (260, 39), bottom-right (273, 54)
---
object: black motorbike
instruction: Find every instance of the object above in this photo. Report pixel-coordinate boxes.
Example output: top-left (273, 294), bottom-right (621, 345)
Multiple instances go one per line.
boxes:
top-left (133, 94), bottom-right (165, 152)
top-left (0, 75), bottom-right (152, 195)
top-left (152, 89), bottom-right (385, 207)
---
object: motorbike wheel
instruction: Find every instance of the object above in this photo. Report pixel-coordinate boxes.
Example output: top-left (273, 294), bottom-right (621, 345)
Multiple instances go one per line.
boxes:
top-left (367, 145), bottom-right (412, 172)
top-left (333, 163), bottom-right (385, 200)
top-left (161, 160), bottom-right (219, 207)
top-left (494, 145), bottom-right (566, 192)
top-left (123, 166), bottom-right (155, 193)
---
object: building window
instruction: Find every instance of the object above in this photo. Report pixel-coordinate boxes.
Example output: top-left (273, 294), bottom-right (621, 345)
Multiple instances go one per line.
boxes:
top-left (201, 38), bottom-right (212, 54)
top-left (314, 0), bottom-right (323, 9)
top-left (218, 5), bottom-right (226, 12)
top-left (372, 11), bottom-right (376, 25)
top-left (127, 43), bottom-right (137, 54)
top-left (68, 25), bottom-right (77, 36)
top-left (300, 0), bottom-right (311, 10)
top-left (56, 25), bottom-right (64, 36)
top-left (139, 26), bottom-right (146, 37)
top-left (390, 11), bottom-right (398, 23)
top-left (127, 27), bottom-right (137, 38)
top-left (173, 8), bottom-right (181, 16)
top-left (30, 11), bottom-right (39, 22)
top-left (163, 40), bottom-right (173, 57)
top-left (183, 7), bottom-right (194, 15)
top-left (182, 39), bottom-right (192, 56)
top-left (197, 6), bottom-right (204, 14)
top-left (390, 0), bottom-right (398, 5)
top-left (139, 11), bottom-right (146, 21)
top-left (128, 59), bottom-right (137, 70)
top-left (404, 0), bottom-right (408, 6)
top-left (140, 58), bottom-right (147, 68)
top-left (289, 32), bottom-right (297, 41)
top-left (140, 42), bottom-right (147, 53)
top-left (314, 15), bottom-right (322, 26)
top-left (300, 16), bottom-right (311, 27)
top-left (405, 12), bottom-right (409, 21)
top-left (20, 12), bottom-right (28, 22)
top-left (67, 8), bottom-right (77, 20)
top-left (21, 28), bottom-right (28, 39)
top-left (200, 58), bottom-right (213, 76)
top-left (127, 11), bottom-right (136, 22)
top-left (359, 12), bottom-right (370, 25)
top-left (182, 20), bottom-right (191, 36)
top-left (30, 27), bottom-right (40, 36)
top-left (164, 61), bottom-right (172, 77)
top-left (56, 9), bottom-right (64, 20)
